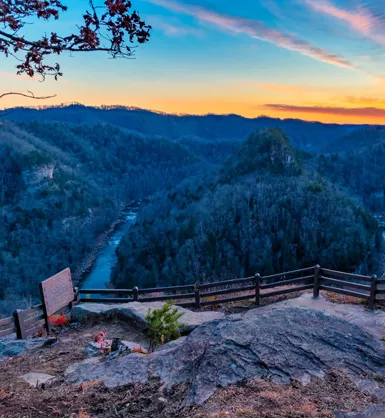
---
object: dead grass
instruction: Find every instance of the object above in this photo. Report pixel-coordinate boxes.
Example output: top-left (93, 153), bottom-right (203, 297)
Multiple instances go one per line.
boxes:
top-left (322, 291), bottom-right (366, 305)
top-left (0, 368), bottom-right (376, 418)
top-left (194, 370), bottom-right (377, 418)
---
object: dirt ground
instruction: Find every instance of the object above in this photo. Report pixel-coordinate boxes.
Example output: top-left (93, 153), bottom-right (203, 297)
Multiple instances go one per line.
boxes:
top-left (0, 295), bottom-right (382, 418)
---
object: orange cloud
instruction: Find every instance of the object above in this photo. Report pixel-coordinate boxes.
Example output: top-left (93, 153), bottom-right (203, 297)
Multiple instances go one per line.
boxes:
top-left (257, 83), bottom-right (317, 94)
top-left (263, 103), bottom-right (385, 118)
top-left (344, 96), bottom-right (385, 106)
top-left (147, 0), bottom-right (371, 76)
top-left (304, 0), bottom-right (385, 45)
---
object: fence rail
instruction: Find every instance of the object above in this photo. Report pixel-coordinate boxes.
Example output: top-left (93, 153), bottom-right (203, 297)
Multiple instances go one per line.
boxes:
top-left (2, 266), bottom-right (384, 340)
top-left (79, 265), bottom-right (382, 310)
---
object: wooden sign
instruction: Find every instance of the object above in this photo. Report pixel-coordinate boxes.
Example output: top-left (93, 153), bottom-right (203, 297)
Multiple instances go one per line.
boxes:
top-left (40, 268), bottom-right (74, 317)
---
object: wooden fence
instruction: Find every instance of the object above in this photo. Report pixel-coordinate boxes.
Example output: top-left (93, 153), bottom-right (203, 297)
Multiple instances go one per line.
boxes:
top-left (0, 288), bottom-right (80, 340)
top-left (79, 265), bottom-right (379, 309)
top-left (1, 265), bottom-right (383, 340)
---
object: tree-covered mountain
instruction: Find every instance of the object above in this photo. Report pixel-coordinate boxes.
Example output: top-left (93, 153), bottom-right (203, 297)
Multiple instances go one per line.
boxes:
top-left (4, 104), bottom-right (362, 152)
top-left (317, 135), bottom-right (385, 213)
top-left (0, 121), bottom-right (203, 315)
top-left (322, 126), bottom-right (385, 154)
top-left (112, 128), bottom-right (380, 290)
top-left (2, 106), bottom-right (385, 316)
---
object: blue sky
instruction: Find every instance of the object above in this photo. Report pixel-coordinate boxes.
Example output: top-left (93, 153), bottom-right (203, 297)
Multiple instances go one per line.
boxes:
top-left (1, 0), bottom-right (385, 123)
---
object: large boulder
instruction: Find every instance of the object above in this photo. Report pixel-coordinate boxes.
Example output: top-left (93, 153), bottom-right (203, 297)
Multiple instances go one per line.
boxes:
top-left (0, 338), bottom-right (46, 360)
top-left (71, 301), bottom-right (224, 333)
top-left (66, 308), bottom-right (385, 405)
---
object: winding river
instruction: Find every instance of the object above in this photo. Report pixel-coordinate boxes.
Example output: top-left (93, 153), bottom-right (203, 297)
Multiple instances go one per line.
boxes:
top-left (80, 210), bottom-right (137, 290)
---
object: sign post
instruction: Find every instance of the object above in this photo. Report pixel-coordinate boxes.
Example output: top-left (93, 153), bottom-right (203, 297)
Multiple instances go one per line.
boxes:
top-left (40, 268), bottom-right (74, 333)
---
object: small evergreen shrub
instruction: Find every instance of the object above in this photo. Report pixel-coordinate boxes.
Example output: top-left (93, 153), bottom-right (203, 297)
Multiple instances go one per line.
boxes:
top-left (145, 301), bottom-right (185, 352)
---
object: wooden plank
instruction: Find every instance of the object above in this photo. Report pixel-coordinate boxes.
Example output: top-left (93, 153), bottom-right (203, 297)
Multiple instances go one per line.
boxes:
top-left (79, 297), bottom-right (133, 303)
top-left (139, 293), bottom-right (195, 303)
top-left (201, 285), bottom-right (255, 298)
top-left (320, 285), bottom-right (369, 299)
top-left (261, 284), bottom-right (313, 298)
top-left (199, 277), bottom-right (254, 290)
top-left (376, 288), bottom-right (385, 294)
top-left (24, 324), bottom-right (44, 338)
top-left (377, 279), bottom-right (385, 285)
top-left (80, 289), bottom-right (133, 295)
top-left (200, 294), bottom-right (254, 306)
top-left (262, 267), bottom-right (314, 281)
top-left (139, 284), bottom-right (195, 294)
top-left (261, 275), bottom-right (313, 290)
top-left (40, 268), bottom-right (74, 317)
top-left (23, 313), bottom-right (45, 328)
top-left (321, 269), bottom-right (371, 282)
top-left (18, 305), bottom-right (43, 317)
top-left (320, 277), bottom-right (371, 291)
top-left (0, 317), bottom-right (14, 327)
top-left (0, 327), bottom-right (15, 338)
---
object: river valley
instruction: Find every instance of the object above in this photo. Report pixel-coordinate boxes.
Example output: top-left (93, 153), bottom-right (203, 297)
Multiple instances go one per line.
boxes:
top-left (80, 210), bottom-right (137, 290)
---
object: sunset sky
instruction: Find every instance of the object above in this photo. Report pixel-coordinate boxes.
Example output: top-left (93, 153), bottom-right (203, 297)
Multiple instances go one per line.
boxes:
top-left (1, 0), bottom-right (385, 124)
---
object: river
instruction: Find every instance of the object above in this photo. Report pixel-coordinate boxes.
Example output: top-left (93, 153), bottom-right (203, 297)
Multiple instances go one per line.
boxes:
top-left (80, 210), bottom-right (137, 290)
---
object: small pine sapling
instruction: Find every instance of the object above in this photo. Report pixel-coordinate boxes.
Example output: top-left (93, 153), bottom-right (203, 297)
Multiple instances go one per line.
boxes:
top-left (145, 301), bottom-right (185, 352)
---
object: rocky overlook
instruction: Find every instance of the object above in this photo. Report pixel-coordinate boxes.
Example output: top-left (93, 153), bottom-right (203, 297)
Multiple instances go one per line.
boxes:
top-left (2, 295), bottom-right (385, 417)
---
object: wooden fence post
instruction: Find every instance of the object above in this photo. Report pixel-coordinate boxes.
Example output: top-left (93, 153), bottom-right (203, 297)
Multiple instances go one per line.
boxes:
top-left (313, 265), bottom-right (321, 298)
top-left (133, 286), bottom-right (139, 302)
top-left (39, 282), bottom-right (52, 335)
top-left (70, 287), bottom-right (80, 309)
top-left (13, 309), bottom-right (27, 340)
top-left (369, 275), bottom-right (377, 311)
top-left (195, 284), bottom-right (201, 309)
top-left (255, 274), bottom-right (261, 307)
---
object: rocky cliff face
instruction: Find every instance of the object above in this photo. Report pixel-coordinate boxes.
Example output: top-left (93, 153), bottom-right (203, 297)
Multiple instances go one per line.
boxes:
top-left (220, 128), bottom-right (301, 182)
top-left (66, 307), bottom-right (385, 405)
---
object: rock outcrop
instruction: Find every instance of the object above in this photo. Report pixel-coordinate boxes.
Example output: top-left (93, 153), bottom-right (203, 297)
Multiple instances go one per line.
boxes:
top-left (66, 308), bottom-right (385, 405)
top-left (0, 338), bottom-right (46, 359)
top-left (71, 301), bottom-right (224, 333)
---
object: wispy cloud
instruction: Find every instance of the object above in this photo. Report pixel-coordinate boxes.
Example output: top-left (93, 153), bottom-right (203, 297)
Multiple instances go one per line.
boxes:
top-left (149, 15), bottom-right (203, 37)
top-left (304, 0), bottom-right (385, 45)
top-left (147, 0), bottom-right (370, 76)
top-left (157, 21), bottom-right (203, 36)
top-left (344, 96), bottom-right (385, 106)
top-left (257, 83), bottom-right (318, 94)
top-left (263, 103), bottom-right (385, 117)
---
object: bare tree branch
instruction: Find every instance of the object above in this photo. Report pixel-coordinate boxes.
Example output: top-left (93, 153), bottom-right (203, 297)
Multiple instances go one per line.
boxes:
top-left (0, 91), bottom-right (57, 100)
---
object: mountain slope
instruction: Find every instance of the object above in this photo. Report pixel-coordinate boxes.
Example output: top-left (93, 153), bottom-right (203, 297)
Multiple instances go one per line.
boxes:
top-left (3, 104), bottom-right (361, 152)
top-left (112, 128), bottom-right (380, 289)
top-left (0, 121), bottom-right (203, 315)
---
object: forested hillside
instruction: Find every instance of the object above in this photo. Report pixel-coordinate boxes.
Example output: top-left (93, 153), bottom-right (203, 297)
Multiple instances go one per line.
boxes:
top-left (4, 104), bottom-right (360, 152)
top-left (317, 127), bottom-right (385, 212)
top-left (0, 121), bottom-right (203, 315)
top-left (112, 128), bottom-right (381, 289)
top-left (2, 110), bottom-right (385, 317)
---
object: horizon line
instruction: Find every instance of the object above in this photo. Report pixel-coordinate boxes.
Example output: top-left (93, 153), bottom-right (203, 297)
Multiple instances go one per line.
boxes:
top-left (4, 101), bottom-right (385, 127)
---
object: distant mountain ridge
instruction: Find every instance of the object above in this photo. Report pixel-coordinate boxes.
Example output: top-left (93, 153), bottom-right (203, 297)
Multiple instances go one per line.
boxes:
top-left (3, 104), bottom-right (370, 152)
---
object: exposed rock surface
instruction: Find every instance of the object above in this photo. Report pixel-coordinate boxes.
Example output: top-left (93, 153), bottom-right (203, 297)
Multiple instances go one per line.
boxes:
top-left (71, 301), bottom-right (224, 332)
top-left (335, 404), bottom-right (385, 417)
top-left (0, 338), bottom-right (46, 359)
top-left (66, 308), bottom-right (385, 405)
top-left (21, 372), bottom-right (55, 387)
top-left (245, 292), bottom-right (385, 338)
